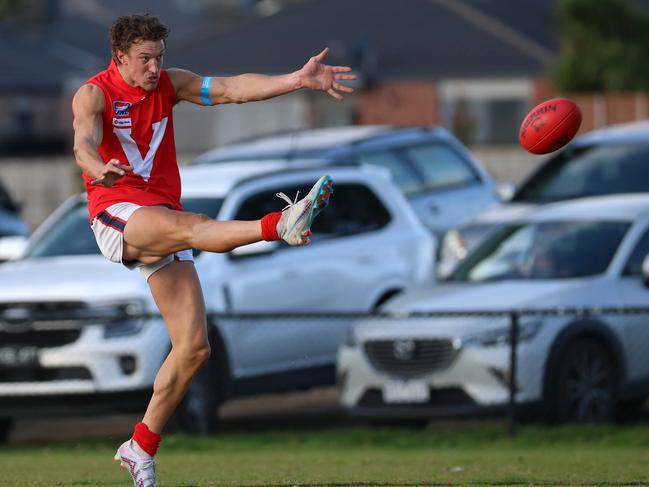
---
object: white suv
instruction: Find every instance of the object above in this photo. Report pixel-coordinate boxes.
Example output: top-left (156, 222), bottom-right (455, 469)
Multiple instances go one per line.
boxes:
top-left (0, 163), bottom-right (434, 439)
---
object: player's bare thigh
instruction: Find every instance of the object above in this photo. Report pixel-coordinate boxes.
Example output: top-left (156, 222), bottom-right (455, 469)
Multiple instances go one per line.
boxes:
top-left (147, 259), bottom-right (208, 345)
top-left (122, 206), bottom-right (203, 264)
top-left (123, 205), bottom-right (263, 264)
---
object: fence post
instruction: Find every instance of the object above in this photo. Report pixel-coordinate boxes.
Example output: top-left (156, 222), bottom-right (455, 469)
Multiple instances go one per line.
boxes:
top-left (508, 311), bottom-right (519, 439)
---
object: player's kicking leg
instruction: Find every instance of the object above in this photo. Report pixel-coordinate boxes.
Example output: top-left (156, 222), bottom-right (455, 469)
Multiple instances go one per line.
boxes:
top-left (121, 175), bottom-right (334, 262)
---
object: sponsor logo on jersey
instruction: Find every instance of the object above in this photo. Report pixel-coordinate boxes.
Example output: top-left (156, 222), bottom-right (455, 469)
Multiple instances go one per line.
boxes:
top-left (113, 117), bottom-right (132, 128)
top-left (113, 101), bottom-right (131, 117)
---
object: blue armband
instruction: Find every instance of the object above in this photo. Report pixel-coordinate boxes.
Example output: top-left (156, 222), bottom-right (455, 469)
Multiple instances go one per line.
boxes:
top-left (201, 77), bottom-right (213, 106)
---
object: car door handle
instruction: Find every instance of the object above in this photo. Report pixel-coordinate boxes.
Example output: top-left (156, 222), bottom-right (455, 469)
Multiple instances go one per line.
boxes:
top-left (429, 203), bottom-right (440, 215)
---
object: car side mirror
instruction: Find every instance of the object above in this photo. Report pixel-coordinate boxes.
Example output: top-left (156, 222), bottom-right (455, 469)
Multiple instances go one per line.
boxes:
top-left (641, 254), bottom-right (649, 288)
top-left (229, 240), bottom-right (278, 259)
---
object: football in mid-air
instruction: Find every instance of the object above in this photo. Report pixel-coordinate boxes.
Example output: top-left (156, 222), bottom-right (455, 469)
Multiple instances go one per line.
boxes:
top-left (518, 98), bottom-right (582, 154)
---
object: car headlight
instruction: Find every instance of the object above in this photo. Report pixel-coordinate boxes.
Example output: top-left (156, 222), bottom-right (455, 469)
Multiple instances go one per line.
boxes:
top-left (461, 319), bottom-right (542, 347)
top-left (79, 300), bottom-right (147, 339)
top-left (103, 318), bottom-right (146, 339)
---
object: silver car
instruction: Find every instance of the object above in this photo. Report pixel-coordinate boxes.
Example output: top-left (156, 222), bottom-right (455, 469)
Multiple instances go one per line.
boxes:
top-left (191, 125), bottom-right (503, 240)
top-left (339, 194), bottom-right (649, 423)
top-left (0, 164), bottom-right (435, 439)
top-left (439, 121), bottom-right (649, 277)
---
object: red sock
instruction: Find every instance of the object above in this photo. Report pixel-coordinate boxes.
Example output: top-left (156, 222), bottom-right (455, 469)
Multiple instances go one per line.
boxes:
top-left (261, 212), bottom-right (282, 241)
top-left (132, 422), bottom-right (161, 457)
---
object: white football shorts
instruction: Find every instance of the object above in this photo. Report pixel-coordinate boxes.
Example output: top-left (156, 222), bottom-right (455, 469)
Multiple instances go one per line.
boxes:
top-left (90, 202), bottom-right (194, 281)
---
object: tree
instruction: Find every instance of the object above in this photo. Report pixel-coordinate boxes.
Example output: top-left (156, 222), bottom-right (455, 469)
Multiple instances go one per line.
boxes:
top-left (554, 0), bottom-right (649, 91)
top-left (0, 0), bottom-right (20, 20)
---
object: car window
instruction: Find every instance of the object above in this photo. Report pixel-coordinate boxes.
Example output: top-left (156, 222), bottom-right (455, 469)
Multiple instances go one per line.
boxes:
top-left (623, 227), bottom-right (649, 276)
top-left (26, 197), bottom-right (223, 258)
top-left (354, 151), bottom-right (422, 195)
top-left (401, 143), bottom-right (479, 190)
top-left (448, 221), bottom-right (629, 282)
top-left (234, 182), bottom-right (391, 242)
top-left (27, 203), bottom-right (100, 258)
top-left (514, 144), bottom-right (649, 203)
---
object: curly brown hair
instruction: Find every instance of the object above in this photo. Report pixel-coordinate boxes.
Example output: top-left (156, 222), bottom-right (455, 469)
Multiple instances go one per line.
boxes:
top-left (110, 13), bottom-right (170, 57)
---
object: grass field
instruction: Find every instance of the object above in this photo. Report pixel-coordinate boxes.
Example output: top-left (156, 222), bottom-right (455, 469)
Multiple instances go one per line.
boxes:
top-left (2, 422), bottom-right (649, 486)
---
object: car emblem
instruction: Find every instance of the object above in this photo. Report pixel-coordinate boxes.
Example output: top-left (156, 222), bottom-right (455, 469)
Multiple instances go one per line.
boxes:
top-left (393, 338), bottom-right (416, 360)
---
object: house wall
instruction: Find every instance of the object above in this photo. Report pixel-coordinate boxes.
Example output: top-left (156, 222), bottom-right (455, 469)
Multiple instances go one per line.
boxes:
top-left (357, 82), bottom-right (440, 126)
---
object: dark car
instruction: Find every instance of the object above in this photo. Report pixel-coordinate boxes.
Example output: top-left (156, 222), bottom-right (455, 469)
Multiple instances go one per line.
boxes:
top-left (439, 121), bottom-right (649, 276)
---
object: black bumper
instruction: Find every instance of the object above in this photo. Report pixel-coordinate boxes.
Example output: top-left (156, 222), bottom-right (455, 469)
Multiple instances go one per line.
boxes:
top-left (0, 389), bottom-right (152, 418)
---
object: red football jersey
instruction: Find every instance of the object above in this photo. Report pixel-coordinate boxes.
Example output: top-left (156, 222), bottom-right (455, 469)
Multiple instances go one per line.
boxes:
top-left (83, 59), bottom-right (183, 220)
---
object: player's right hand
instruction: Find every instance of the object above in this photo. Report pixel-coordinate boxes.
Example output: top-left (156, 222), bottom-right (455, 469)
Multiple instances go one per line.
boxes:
top-left (91, 159), bottom-right (133, 187)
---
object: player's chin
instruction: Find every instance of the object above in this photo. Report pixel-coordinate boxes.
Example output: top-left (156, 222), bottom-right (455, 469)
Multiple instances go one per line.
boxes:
top-left (143, 78), bottom-right (159, 91)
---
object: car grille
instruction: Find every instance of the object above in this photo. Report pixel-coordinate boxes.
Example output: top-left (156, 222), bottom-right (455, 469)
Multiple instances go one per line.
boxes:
top-left (0, 301), bottom-right (87, 347)
top-left (364, 339), bottom-right (457, 378)
top-left (0, 301), bottom-right (90, 322)
top-left (0, 366), bottom-right (92, 382)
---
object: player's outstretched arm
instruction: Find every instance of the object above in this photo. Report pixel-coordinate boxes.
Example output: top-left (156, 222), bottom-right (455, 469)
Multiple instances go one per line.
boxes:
top-left (168, 47), bottom-right (356, 106)
top-left (72, 85), bottom-right (133, 187)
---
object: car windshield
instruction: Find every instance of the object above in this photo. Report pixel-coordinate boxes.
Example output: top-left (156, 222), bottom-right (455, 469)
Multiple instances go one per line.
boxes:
top-left (513, 144), bottom-right (649, 203)
top-left (25, 197), bottom-right (224, 258)
top-left (447, 220), bottom-right (629, 282)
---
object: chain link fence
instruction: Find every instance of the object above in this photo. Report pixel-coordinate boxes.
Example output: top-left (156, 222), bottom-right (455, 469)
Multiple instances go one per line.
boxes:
top-left (2, 306), bottom-right (649, 437)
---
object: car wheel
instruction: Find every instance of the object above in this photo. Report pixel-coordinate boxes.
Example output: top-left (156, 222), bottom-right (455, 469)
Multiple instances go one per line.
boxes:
top-left (0, 417), bottom-right (13, 444)
top-left (554, 338), bottom-right (617, 423)
top-left (615, 397), bottom-right (647, 421)
top-left (175, 330), bottom-right (227, 435)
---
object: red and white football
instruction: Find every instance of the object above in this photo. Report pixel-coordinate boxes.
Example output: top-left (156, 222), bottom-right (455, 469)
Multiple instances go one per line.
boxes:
top-left (519, 98), bottom-right (582, 154)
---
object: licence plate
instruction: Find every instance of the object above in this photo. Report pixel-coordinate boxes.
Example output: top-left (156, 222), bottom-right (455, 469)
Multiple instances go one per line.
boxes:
top-left (0, 346), bottom-right (39, 367)
top-left (384, 379), bottom-right (430, 404)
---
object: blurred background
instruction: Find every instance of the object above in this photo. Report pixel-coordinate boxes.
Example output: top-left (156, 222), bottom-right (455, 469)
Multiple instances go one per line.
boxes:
top-left (2, 0), bottom-right (648, 227)
top-left (3, 0), bottom-right (649, 450)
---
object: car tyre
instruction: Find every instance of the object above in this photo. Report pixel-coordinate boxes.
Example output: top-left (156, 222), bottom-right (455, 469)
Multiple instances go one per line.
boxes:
top-left (553, 338), bottom-right (617, 423)
top-left (0, 417), bottom-right (12, 444)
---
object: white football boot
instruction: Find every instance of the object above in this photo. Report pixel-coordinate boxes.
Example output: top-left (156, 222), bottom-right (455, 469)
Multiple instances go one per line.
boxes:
top-left (114, 440), bottom-right (157, 487)
top-left (276, 175), bottom-right (334, 245)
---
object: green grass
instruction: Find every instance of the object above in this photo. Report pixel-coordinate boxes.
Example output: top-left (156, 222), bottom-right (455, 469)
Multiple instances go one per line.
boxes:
top-left (2, 423), bottom-right (649, 486)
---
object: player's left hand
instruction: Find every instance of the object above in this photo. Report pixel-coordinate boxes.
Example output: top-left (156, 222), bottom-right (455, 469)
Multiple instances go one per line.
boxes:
top-left (298, 47), bottom-right (356, 101)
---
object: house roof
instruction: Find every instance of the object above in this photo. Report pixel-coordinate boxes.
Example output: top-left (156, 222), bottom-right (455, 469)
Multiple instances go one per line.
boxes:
top-left (0, 0), bottom-right (250, 92)
top-left (5, 0), bottom-right (626, 92)
top-left (167, 0), bottom-right (557, 80)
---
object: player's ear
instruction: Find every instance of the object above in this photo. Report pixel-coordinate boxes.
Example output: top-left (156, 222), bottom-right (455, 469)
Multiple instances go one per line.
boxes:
top-left (115, 49), bottom-right (127, 65)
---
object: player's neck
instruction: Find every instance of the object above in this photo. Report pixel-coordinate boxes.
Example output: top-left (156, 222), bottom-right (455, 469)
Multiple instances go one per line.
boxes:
top-left (115, 63), bottom-right (140, 88)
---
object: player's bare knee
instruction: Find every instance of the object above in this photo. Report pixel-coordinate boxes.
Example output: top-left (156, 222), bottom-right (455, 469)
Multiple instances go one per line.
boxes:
top-left (178, 340), bottom-right (211, 370)
top-left (196, 343), bottom-right (211, 367)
